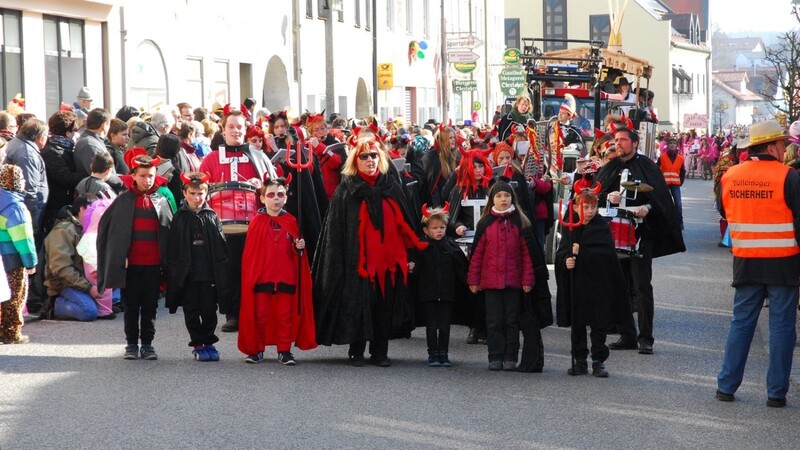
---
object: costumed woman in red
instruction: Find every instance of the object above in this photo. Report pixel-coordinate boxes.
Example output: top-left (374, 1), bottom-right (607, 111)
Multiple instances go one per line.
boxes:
top-left (238, 175), bottom-right (316, 365)
top-left (313, 138), bottom-right (427, 367)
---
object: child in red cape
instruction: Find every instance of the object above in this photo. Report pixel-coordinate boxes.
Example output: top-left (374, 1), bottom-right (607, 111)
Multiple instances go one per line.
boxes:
top-left (238, 176), bottom-right (317, 364)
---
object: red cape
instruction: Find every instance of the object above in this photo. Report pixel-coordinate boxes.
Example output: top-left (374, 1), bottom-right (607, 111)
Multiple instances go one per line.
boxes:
top-left (237, 211), bottom-right (317, 354)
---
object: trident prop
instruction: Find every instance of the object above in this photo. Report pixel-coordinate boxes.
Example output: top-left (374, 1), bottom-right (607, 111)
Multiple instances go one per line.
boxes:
top-left (286, 140), bottom-right (313, 314)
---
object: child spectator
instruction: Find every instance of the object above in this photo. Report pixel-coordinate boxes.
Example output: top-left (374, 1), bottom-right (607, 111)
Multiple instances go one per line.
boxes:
top-left (97, 154), bottom-right (173, 360)
top-left (238, 176), bottom-right (316, 365)
top-left (165, 172), bottom-right (230, 361)
top-left (467, 180), bottom-right (534, 371)
top-left (555, 189), bottom-right (629, 377)
top-left (416, 204), bottom-right (469, 367)
top-left (75, 152), bottom-right (117, 199)
top-left (0, 164), bottom-right (37, 344)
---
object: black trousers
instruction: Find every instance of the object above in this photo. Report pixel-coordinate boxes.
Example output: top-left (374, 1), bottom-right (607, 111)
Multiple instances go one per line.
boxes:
top-left (181, 281), bottom-right (219, 347)
top-left (422, 301), bottom-right (454, 356)
top-left (348, 280), bottom-right (395, 359)
top-left (617, 238), bottom-right (654, 345)
top-left (571, 324), bottom-right (609, 364)
top-left (225, 232), bottom-right (246, 317)
top-left (484, 288), bottom-right (521, 362)
top-left (123, 265), bottom-right (161, 346)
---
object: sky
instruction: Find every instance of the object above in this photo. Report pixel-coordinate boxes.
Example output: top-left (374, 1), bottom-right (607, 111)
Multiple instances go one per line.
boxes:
top-left (711, 0), bottom-right (798, 33)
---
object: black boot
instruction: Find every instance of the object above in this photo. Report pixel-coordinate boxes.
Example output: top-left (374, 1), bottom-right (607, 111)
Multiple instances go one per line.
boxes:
top-left (592, 362), bottom-right (609, 378)
top-left (220, 314), bottom-right (238, 332)
top-left (567, 360), bottom-right (588, 376)
top-left (466, 328), bottom-right (478, 344)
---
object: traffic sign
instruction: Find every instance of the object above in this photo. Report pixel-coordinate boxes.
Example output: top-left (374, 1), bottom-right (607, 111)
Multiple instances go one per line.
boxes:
top-left (452, 79), bottom-right (478, 93)
top-left (377, 63), bottom-right (393, 90)
top-left (499, 67), bottom-right (526, 96)
top-left (453, 62), bottom-right (477, 74)
top-left (446, 35), bottom-right (484, 51)
top-left (448, 51), bottom-right (480, 63)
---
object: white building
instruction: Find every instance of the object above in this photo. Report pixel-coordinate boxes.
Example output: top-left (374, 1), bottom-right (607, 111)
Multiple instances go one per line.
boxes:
top-left (0, 0), bottom-right (504, 126)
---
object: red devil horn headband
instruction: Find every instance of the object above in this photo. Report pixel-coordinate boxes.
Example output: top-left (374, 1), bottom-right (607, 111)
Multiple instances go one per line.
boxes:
top-left (180, 172), bottom-right (211, 185)
top-left (264, 173), bottom-right (293, 187)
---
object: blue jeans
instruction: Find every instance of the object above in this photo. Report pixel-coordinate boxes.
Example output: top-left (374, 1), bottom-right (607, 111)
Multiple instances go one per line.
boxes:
top-left (667, 185), bottom-right (683, 228)
top-left (54, 287), bottom-right (98, 321)
top-left (717, 284), bottom-right (798, 399)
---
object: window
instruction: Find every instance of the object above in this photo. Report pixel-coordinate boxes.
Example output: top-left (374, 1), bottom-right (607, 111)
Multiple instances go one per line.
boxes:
top-left (423, 0), bottom-right (430, 37)
top-left (543, 0), bottom-right (567, 51)
top-left (44, 15), bottom-right (85, 116)
top-left (186, 57), bottom-right (204, 108)
top-left (355, 0), bottom-right (361, 27)
top-left (365, 0), bottom-right (372, 30)
top-left (306, 0), bottom-right (313, 18)
top-left (0, 9), bottom-right (23, 109)
top-left (505, 18), bottom-right (520, 50)
top-left (589, 14), bottom-right (610, 46)
top-left (406, 0), bottom-right (413, 34)
top-left (213, 60), bottom-right (229, 106)
top-left (386, 0), bottom-right (394, 31)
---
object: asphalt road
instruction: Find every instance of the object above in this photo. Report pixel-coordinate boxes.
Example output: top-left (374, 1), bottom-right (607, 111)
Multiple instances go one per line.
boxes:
top-left (1, 178), bottom-right (799, 449)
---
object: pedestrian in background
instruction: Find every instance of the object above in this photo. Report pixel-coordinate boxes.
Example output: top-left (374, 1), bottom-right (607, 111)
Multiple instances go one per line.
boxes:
top-left (716, 120), bottom-right (799, 408)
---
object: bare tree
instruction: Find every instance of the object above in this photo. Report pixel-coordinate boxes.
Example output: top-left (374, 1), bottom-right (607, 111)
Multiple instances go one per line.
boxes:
top-left (713, 100), bottom-right (729, 133)
top-left (761, 31), bottom-right (800, 123)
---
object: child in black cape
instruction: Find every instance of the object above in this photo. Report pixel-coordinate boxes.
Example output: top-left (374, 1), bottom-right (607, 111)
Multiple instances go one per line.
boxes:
top-left (555, 188), bottom-right (630, 377)
top-left (165, 172), bottom-right (230, 361)
top-left (415, 203), bottom-right (469, 367)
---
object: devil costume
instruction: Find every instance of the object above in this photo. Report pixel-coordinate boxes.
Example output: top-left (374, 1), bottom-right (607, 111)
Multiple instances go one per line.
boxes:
top-left (312, 170), bottom-right (427, 363)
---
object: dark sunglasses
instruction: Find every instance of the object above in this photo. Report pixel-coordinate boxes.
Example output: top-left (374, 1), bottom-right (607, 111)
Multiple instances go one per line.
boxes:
top-left (358, 152), bottom-right (380, 161)
top-left (264, 192), bottom-right (286, 199)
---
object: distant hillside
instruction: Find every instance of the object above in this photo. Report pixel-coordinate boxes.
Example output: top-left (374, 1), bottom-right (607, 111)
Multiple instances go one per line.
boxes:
top-left (712, 30), bottom-right (789, 46)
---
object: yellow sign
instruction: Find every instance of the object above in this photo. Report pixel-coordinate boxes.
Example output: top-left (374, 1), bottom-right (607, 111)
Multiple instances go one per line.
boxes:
top-left (378, 63), bottom-right (394, 90)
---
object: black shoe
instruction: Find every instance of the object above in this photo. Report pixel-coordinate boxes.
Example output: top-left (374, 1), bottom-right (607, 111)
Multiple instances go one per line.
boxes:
top-left (767, 397), bottom-right (786, 408)
top-left (97, 313), bottom-right (117, 320)
top-left (278, 351), bottom-right (296, 366)
top-left (609, 338), bottom-right (637, 350)
top-left (220, 317), bottom-right (238, 332)
top-left (112, 304), bottom-right (124, 314)
top-left (439, 354), bottom-right (452, 368)
top-left (592, 363), bottom-right (609, 378)
top-left (349, 354), bottom-right (365, 367)
top-left (716, 390), bottom-right (735, 402)
top-left (638, 342), bottom-right (654, 355)
top-left (568, 360), bottom-right (588, 376)
top-left (369, 356), bottom-right (391, 367)
top-left (466, 328), bottom-right (479, 344)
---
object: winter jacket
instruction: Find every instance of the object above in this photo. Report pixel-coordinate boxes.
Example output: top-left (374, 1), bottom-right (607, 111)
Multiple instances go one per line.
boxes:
top-left (127, 121), bottom-right (160, 154)
top-left (0, 188), bottom-right (36, 271)
top-left (42, 135), bottom-right (83, 217)
top-left (467, 208), bottom-right (534, 290)
top-left (415, 236), bottom-right (468, 302)
top-left (74, 130), bottom-right (109, 179)
top-left (105, 142), bottom-right (129, 175)
top-left (4, 137), bottom-right (49, 205)
top-left (43, 208), bottom-right (90, 296)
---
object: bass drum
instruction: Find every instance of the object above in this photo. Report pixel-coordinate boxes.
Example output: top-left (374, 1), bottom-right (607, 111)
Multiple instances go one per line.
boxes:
top-left (207, 181), bottom-right (259, 234)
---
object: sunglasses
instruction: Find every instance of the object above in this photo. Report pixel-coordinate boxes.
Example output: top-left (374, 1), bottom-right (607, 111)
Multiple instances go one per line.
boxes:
top-left (264, 192), bottom-right (286, 199)
top-left (358, 152), bottom-right (380, 161)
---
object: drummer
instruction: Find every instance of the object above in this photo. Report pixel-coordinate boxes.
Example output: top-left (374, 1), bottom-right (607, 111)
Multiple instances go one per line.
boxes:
top-left (199, 107), bottom-right (277, 332)
top-left (595, 127), bottom-right (685, 356)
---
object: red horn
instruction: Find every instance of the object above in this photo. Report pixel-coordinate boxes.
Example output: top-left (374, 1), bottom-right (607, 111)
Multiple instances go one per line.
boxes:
top-left (459, 146), bottom-right (469, 158)
top-left (590, 182), bottom-right (602, 196)
top-left (200, 172), bottom-right (210, 184)
top-left (180, 172), bottom-right (191, 184)
top-left (150, 156), bottom-right (162, 166)
top-left (421, 203), bottom-right (431, 218)
top-left (285, 173), bottom-right (293, 186)
top-left (594, 128), bottom-right (606, 140)
top-left (442, 202), bottom-right (450, 214)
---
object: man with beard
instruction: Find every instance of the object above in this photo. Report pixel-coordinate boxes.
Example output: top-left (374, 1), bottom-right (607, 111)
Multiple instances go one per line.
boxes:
top-left (199, 108), bottom-right (277, 332)
top-left (595, 128), bottom-right (684, 355)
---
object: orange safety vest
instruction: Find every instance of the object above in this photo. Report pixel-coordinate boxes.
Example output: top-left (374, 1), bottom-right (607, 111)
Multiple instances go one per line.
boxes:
top-left (659, 153), bottom-right (684, 186)
top-left (721, 160), bottom-right (800, 258)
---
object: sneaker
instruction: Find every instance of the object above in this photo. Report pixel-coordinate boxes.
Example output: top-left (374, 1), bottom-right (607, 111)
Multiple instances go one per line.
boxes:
top-left (244, 352), bottom-right (264, 364)
top-left (193, 346), bottom-right (211, 361)
top-left (427, 356), bottom-right (442, 367)
top-left (439, 354), bottom-right (453, 368)
top-left (488, 360), bottom-right (502, 371)
top-left (278, 351), bottom-right (296, 365)
top-left (716, 390), bottom-right (735, 402)
top-left (502, 361), bottom-right (518, 371)
top-left (97, 313), bottom-right (117, 320)
top-left (140, 345), bottom-right (158, 360)
top-left (123, 345), bottom-right (139, 360)
top-left (205, 345), bottom-right (220, 361)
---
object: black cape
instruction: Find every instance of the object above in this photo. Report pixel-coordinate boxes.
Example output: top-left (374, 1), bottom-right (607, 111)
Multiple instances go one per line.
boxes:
top-left (595, 153), bottom-right (685, 258)
top-left (555, 214), bottom-right (630, 328)
top-left (312, 172), bottom-right (421, 345)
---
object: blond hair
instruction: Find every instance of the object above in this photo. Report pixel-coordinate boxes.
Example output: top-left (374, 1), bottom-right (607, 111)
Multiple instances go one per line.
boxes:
top-left (342, 138), bottom-right (390, 176)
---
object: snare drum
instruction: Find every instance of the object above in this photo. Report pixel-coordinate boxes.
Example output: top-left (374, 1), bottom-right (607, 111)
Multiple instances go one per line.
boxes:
top-left (208, 181), bottom-right (259, 234)
top-left (455, 237), bottom-right (474, 258)
top-left (604, 210), bottom-right (639, 256)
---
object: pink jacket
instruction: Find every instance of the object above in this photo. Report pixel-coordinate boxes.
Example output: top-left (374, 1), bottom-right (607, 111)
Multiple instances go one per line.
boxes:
top-left (467, 211), bottom-right (535, 290)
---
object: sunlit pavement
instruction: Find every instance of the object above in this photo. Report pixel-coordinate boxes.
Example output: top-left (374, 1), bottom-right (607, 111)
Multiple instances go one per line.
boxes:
top-left (1, 178), bottom-right (799, 449)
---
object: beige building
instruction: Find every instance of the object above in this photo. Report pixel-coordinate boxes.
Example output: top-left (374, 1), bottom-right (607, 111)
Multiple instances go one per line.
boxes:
top-left (0, 0), bottom-right (504, 126)
top-left (504, 0), bottom-right (712, 132)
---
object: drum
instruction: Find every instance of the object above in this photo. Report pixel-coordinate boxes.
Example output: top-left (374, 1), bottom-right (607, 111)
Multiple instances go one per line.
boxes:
top-left (604, 210), bottom-right (639, 256)
top-left (455, 237), bottom-right (474, 258)
top-left (208, 181), bottom-right (259, 234)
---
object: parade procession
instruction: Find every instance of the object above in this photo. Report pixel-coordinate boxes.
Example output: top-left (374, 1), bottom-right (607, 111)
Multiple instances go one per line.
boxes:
top-left (2, 0), bottom-right (800, 448)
